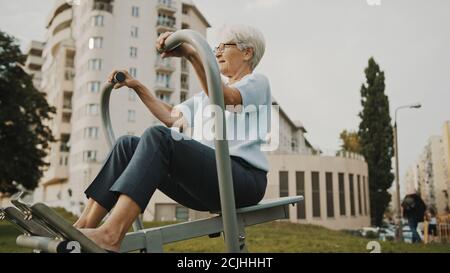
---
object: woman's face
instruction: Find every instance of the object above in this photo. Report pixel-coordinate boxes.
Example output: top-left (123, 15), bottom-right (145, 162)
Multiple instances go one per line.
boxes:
top-left (214, 42), bottom-right (252, 77)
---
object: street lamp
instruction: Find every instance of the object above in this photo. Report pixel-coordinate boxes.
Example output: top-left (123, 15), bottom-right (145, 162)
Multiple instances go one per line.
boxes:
top-left (393, 102), bottom-right (421, 242)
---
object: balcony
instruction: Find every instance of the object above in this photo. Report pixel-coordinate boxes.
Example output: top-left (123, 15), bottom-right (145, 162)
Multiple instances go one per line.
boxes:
top-left (155, 57), bottom-right (175, 73)
top-left (181, 82), bottom-right (189, 91)
top-left (154, 83), bottom-right (174, 93)
top-left (62, 91), bottom-right (73, 110)
top-left (157, 0), bottom-right (177, 14)
top-left (156, 91), bottom-right (172, 104)
top-left (156, 17), bottom-right (176, 33)
top-left (181, 58), bottom-right (189, 74)
top-left (93, 1), bottom-right (113, 13)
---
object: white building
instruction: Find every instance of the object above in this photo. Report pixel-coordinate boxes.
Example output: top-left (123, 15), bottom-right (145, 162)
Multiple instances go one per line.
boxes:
top-left (26, 0), bottom-right (209, 215)
top-left (408, 126), bottom-right (450, 214)
top-left (24, 41), bottom-right (45, 90)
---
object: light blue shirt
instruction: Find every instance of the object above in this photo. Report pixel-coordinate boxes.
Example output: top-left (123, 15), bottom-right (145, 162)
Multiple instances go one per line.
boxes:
top-left (174, 72), bottom-right (271, 171)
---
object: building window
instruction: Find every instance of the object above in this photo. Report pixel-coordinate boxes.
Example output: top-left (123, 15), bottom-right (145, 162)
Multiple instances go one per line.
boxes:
top-left (128, 110), bottom-right (136, 122)
top-left (65, 50), bottom-right (75, 67)
top-left (291, 138), bottom-right (298, 152)
top-left (357, 175), bottom-right (362, 215)
top-left (156, 72), bottom-right (171, 88)
top-left (128, 89), bottom-right (136, 101)
top-left (89, 37), bottom-right (103, 49)
top-left (64, 69), bottom-right (75, 80)
top-left (180, 92), bottom-right (187, 103)
top-left (363, 176), bottom-right (368, 216)
top-left (132, 6), bottom-right (140, 17)
top-left (88, 81), bottom-right (101, 93)
top-left (59, 155), bottom-right (69, 166)
top-left (175, 206), bottom-right (189, 221)
top-left (88, 59), bottom-right (102, 70)
top-left (85, 104), bottom-right (99, 116)
top-left (349, 174), bottom-right (355, 216)
top-left (181, 58), bottom-right (188, 72)
top-left (312, 171), bottom-right (320, 218)
top-left (296, 171), bottom-right (306, 219)
top-left (62, 112), bottom-right (71, 123)
top-left (60, 134), bottom-right (70, 152)
top-left (181, 74), bottom-right (189, 90)
top-left (131, 26), bottom-right (139, 38)
top-left (157, 92), bottom-right (171, 103)
top-left (129, 67), bottom-right (137, 78)
top-left (130, 47), bottom-right (138, 58)
top-left (338, 173), bottom-right (346, 216)
top-left (63, 92), bottom-right (72, 109)
top-left (279, 171), bottom-right (289, 217)
top-left (326, 172), bottom-right (334, 218)
top-left (83, 150), bottom-right (97, 163)
top-left (91, 15), bottom-right (104, 26)
top-left (83, 127), bottom-right (98, 139)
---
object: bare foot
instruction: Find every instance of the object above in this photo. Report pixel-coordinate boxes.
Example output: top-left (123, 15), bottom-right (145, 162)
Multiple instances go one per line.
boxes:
top-left (79, 228), bottom-right (121, 252)
top-left (73, 219), bottom-right (86, 229)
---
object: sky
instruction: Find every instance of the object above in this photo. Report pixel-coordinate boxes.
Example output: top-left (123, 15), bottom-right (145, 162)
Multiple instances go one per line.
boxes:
top-left (0, 0), bottom-right (449, 196)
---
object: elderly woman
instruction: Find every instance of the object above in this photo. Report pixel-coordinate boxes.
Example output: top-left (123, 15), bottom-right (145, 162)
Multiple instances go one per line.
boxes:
top-left (73, 25), bottom-right (271, 252)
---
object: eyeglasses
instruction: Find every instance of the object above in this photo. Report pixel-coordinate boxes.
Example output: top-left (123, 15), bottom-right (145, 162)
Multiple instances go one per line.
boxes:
top-left (213, 43), bottom-right (237, 55)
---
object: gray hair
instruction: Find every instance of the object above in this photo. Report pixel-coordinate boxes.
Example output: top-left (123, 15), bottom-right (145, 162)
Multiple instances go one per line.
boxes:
top-left (217, 24), bottom-right (266, 70)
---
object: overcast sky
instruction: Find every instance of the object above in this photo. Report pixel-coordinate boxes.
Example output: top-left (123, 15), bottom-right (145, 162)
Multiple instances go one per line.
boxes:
top-left (1, 0), bottom-right (449, 195)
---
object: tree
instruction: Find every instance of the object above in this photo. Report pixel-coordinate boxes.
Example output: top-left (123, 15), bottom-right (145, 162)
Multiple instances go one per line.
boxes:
top-left (358, 57), bottom-right (394, 227)
top-left (339, 130), bottom-right (361, 154)
top-left (0, 30), bottom-right (55, 194)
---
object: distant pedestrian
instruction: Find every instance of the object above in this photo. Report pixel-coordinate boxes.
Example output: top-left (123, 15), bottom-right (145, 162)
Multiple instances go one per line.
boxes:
top-left (425, 207), bottom-right (438, 243)
top-left (402, 193), bottom-right (426, 243)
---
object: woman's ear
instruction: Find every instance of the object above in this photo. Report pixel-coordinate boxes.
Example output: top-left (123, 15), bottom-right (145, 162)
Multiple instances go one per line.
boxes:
top-left (243, 47), bottom-right (254, 62)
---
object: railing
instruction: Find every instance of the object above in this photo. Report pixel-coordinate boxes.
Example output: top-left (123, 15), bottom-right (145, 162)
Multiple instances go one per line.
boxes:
top-left (155, 57), bottom-right (175, 70)
top-left (181, 83), bottom-right (189, 90)
top-left (92, 2), bottom-right (113, 13)
top-left (157, 0), bottom-right (176, 12)
top-left (423, 215), bottom-right (450, 243)
top-left (315, 148), bottom-right (366, 161)
top-left (156, 17), bottom-right (176, 29)
top-left (181, 58), bottom-right (189, 73)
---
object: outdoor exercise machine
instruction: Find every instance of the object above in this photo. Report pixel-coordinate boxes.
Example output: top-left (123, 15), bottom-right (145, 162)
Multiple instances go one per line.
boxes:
top-left (0, 29), bottom-right (303, 253)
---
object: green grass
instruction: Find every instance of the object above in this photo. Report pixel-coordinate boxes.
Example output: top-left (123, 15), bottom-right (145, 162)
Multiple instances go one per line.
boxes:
top-left (1, 208), bottom-right (450, 253)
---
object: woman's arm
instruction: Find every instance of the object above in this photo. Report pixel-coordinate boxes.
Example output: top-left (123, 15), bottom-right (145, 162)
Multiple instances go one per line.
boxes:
top-left (187, 51), bottom-right (242, 107)
top-left (106, 70), bottom-right (184, 128)
top-left (133, 83), bottom-right (183, 128)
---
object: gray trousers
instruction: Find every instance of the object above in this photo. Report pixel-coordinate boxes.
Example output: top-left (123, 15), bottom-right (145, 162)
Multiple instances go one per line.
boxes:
top-left (85, 126), bottom-right (267, 213)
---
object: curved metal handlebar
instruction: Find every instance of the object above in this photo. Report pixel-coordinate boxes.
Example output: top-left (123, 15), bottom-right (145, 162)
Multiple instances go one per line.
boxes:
top-left (100, 30), bottom-right (240, 252)
top-left (100, 76), bottom-right (144, 232)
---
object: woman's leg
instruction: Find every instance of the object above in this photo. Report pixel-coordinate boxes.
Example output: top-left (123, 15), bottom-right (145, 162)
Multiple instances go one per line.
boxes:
top-left (107, 126), bottom-right (267, 212)
top-left (80, 195), bottom-right (141, 252)
top-left (75, 135), bottom-right (140, 228)
top-left (73, 198), bottom-right (94, 228)
top-left (79, 126), bottom-right (267, 250)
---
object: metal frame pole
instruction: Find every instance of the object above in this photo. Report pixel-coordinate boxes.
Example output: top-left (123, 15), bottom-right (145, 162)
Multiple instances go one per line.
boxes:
top-left (161, 30), bottom-right (240, 252)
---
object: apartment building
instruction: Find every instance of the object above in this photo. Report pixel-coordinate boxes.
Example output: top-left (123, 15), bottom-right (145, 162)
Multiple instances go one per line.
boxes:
top-left (404, 121), bottom-right (450, 214)
top-left (26, 0), bottom-right (209, 215)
